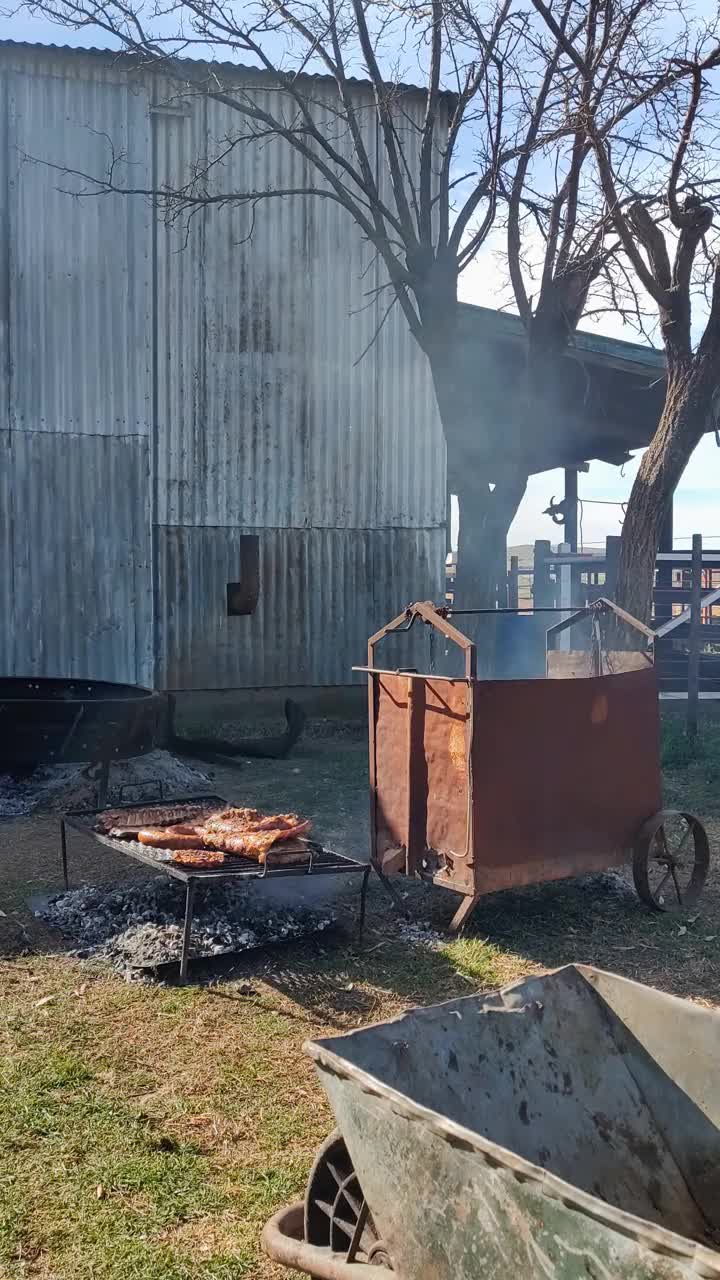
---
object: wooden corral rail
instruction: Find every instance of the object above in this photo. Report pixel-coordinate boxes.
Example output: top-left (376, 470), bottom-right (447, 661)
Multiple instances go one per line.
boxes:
top-left (532, 536), bottom-right (720, 721)
top-left (446, 537), bottom-right (720, 717)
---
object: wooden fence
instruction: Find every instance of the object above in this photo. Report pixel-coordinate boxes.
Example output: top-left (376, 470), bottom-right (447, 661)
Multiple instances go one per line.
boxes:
top-left (447, 535), bottom-right (720, 720)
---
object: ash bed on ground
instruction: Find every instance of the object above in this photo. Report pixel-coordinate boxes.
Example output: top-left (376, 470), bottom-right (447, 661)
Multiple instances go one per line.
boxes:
top-left (60, 793), bottom-right (370, 979)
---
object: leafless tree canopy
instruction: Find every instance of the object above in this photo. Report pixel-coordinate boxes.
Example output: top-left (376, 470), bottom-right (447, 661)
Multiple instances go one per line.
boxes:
top-left (505, 0), bottom-right (720, 356)
top-left (11, 0), bottom-right (720, 618)
top-left (19, 0), bottom-right (716, 350)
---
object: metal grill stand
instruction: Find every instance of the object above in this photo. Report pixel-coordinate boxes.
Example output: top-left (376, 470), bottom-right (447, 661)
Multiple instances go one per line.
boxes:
top-left (60, 794), bottom-right (371, 980)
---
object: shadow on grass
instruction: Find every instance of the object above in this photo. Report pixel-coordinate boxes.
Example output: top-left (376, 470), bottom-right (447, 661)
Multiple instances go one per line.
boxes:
top-left (400, 868), bottom-right (720, 1004)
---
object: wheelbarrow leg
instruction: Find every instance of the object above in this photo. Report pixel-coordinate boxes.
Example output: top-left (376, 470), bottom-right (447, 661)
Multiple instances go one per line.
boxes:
top-left (448, 892), bottom-right (481, 935)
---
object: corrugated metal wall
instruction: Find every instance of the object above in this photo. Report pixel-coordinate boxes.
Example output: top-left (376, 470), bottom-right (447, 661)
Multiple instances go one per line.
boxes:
top-left (0, 46), bottom-right (446, 690)
top-left (0, 51), bottom-right (154, 684)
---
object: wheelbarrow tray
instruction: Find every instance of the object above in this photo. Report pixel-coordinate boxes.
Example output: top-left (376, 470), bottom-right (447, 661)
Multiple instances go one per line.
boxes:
top-left (305, 966), bottom-right (720, 1279)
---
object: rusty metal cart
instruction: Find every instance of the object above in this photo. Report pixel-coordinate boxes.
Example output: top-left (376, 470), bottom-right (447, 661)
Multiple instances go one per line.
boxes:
top-left (356, 598), bottom-right (709, 931)
top-left (263, 964), bottom-right (720, 1279)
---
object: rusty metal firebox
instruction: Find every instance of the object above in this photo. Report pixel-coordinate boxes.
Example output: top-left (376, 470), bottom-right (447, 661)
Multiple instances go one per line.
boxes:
top-left (359, 600), bottom-right (710, 932)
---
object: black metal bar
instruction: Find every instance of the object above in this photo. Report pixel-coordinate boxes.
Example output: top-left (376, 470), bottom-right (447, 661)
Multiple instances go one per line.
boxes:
top-left (688, 534), bottom-right (703, 737)
top-left (447, 607), bottom-right (575, 615)
top-left (359, 865), bottom-right (371, 943)
top-left (118, 778), bottom-right (164, 802)
top-left (60, 819), bottom-right (69, 891)
top-left (370, 858), bottom-right (411, 919)
top-left (96, 758), bottom-right (110, 809)
top-left (179, 878), bottom-right (197, 982)
top-left (508, 555), bottom-right (520, 610)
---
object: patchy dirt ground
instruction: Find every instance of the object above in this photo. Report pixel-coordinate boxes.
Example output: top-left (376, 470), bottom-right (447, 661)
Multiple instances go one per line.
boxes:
top-left (1, 726), bottom-right (720, 1279)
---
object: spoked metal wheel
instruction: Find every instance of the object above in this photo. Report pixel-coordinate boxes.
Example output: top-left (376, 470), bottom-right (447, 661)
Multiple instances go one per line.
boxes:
top-left (304, 1129), bottom-right (392, 1268)
top-left (633, 810), bottom-right (710, 912)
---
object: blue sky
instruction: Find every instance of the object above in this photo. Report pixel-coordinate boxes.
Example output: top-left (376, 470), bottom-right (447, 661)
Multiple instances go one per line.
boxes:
top-left (4, 7), bottom-right (719, 550)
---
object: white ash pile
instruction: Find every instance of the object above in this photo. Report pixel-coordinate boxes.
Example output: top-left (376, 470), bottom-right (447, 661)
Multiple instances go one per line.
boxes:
top-left (0, 750), bottom-right (209, 819)
top-left (37, 876), bottom-right (334, 978)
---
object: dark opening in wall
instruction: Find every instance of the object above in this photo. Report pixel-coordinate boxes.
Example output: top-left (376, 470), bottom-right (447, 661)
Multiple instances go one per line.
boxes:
top-left (226, 535), bottom-right (260, 615)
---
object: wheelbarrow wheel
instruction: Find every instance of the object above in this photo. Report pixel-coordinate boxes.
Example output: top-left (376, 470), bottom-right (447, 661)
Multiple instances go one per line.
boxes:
top-left (304, 1129), bottom-right (391, 1267)
top-left (633, 810), bottom-right (709, 912)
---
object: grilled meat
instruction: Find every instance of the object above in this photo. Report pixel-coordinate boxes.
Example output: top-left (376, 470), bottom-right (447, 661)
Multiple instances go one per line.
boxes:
top-left (95, 803), bottom-right (219, 834)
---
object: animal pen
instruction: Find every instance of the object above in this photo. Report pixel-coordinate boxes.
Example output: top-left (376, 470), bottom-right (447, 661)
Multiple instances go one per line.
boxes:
top-left (360, 598), bottom-right (709, 931)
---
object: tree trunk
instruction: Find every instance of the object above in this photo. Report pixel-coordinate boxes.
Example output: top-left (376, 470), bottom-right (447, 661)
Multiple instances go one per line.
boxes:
top-left (454, 469), bottom-right (527, 609)
top-left (614, 357), bottom-right (718, 632)
top-left (423, 315), bottom-right (528, 615)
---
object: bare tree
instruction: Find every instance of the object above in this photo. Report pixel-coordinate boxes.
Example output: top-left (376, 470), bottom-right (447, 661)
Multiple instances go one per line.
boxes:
top-left (14, 0), bottom-right (719, 621)
top-left (504, 1), bottom-right (720, 625)
top-left (20, 0), bottom-right (535, 609)
top-left (591, 51), bottom-right (720, 624)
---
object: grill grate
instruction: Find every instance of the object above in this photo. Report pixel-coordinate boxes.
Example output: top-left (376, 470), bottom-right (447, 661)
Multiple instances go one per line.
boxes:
top-left (60, 793), bottom-right (371, 980)
top-left (62, 794), bottom-right (367, 882)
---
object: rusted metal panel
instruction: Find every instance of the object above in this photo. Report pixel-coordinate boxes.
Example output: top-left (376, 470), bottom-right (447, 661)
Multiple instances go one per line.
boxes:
top-left (156, 526), bottom-right (444, 689)
top-left (374, 673), bottom-right (473, 893)
top-left (367, 604), bottom-right (662, 898)
top-left (468, 667), bottom-right (661, 893)
top-left (306, 966), bottom-right (720, 1279)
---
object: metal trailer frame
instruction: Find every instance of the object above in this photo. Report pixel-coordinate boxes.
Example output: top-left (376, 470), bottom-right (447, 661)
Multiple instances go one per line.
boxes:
top-left (60, 793), bottom-right (371, 979)
top-left (357, 599), bottom-right (709, 932)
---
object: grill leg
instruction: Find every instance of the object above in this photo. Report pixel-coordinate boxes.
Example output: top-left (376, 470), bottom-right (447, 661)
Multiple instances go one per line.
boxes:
top-left (96, 758), bottom-right (110, 810)
top-left (60, 819), bottom-right (69, 891)
top-left (358, 865), bottom-right (371, 943)
top-left (179, 879), bottom-right (196, 983)
top-left (371, 858), bottom-right (411, 920)
top-left (448, 893), bottom-right (481, 935)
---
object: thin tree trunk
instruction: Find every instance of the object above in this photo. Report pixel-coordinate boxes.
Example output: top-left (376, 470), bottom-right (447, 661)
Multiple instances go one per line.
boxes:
top-left (454, 470), bottom-right (527, 608)
top-left (615, 358), bottom-right (718, 631)
top-left (424, 313), bottom-right (528, 617)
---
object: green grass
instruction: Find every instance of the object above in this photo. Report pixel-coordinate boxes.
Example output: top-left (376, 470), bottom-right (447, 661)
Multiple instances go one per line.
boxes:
top-left (661, 715), bottom-right (720, 814)
top-left (0, 1041), bottom-right (239, 1280)
top-left (0, 931), bottom-right (510, 1280)
top-left (2, 723), bottom-right (720, 1279)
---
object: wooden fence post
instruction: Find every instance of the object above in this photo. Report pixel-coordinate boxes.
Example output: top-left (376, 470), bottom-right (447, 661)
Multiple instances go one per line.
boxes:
top-left (687, 533), bottom-right (702, 738)
top-left (508, 555), bottom-right (519, 610)
top-left (533, 540), bottom-right (553, 608)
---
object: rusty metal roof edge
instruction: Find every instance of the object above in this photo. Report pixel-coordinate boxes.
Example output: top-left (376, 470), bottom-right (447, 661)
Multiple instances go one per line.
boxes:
top-left (304, 963), bottom-right (720, 1275)
top-left (0, 37), bottom-right (453, 101)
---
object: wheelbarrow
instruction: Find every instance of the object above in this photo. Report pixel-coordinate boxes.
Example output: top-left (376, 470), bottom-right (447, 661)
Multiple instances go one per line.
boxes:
top-left (262, 965), bottom-right (720, 1278)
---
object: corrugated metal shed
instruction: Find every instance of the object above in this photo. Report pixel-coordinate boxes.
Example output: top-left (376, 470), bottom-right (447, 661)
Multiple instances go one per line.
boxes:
top-left (0, 51), bottom-right (155, 685)
top-left (0, 43), bottom-right (446, 690)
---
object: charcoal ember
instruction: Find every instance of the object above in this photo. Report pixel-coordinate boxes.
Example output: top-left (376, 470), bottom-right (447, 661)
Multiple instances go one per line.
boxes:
top-left (37, 877), bottom-right (334, 979)
top-left (0, 749), bottom-right (208, 818)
